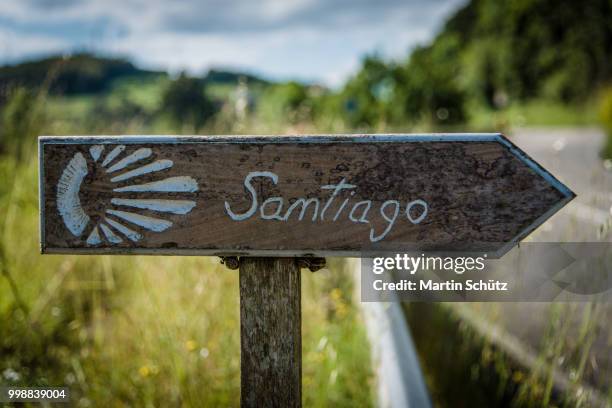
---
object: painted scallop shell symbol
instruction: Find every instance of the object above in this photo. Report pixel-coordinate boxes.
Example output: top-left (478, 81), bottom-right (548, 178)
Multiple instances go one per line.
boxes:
top-left (56, 145), bottom-right (198, 245)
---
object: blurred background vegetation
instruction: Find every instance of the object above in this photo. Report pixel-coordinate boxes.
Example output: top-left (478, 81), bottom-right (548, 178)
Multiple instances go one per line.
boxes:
top-left (1, 0), bottom-right (612, 406)
top-left (0, 0), bottom-right (611, 141)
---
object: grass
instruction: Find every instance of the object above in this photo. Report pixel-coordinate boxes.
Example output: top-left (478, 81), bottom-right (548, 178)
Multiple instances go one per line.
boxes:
top-left (468, 99), bottom-right (599, 131)
top-left (109, 75), bottom-right (169, 113)
top-left (0, 97), bottom-right (375, 406)
top-left (402, 302), bottom-right (520, 407)
top-left (403, 302), bottom-right (611, 408)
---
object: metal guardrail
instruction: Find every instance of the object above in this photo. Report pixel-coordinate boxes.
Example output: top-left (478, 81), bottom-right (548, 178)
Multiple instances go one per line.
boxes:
top-left (353, 259), bottom-right (431, 408)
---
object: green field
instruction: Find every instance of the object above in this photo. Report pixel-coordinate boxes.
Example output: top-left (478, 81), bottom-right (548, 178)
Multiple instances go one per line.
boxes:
top-left (0, 92), bottom-right (375, 406)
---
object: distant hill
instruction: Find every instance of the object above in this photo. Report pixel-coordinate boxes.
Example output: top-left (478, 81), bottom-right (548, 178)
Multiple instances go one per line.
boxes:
top-left (204, 69), bottom-right (270, 86)
top-left (0, 54), bottom-right (272, 97)
top-left (0, 53), bottom-right (163, 95)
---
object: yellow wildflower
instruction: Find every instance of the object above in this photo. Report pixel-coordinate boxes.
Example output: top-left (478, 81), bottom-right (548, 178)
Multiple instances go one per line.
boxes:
top-left (139, 366), bottom-right (150, 377)
top-left (185, 340), bottom-right (197, 352)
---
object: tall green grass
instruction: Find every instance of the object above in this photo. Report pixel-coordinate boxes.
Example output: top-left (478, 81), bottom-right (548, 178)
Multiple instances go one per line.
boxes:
top-left (404, 302), bottom-right (610, 408)
top-left (598, 86), bottom-right (612, 159)
top-left (0, 91), bottom-right (374, 406)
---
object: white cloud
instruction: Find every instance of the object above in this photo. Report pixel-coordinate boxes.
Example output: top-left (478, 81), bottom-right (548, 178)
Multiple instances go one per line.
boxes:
top-left (0, 0), bottom-right (466, 85)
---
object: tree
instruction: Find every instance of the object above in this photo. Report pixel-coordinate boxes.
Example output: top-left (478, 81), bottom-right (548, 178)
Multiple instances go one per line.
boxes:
top-left (257, 81), bottom-right (312, 126)
top-left (161, 73), bottom-right (216, 130)
top-left (340, 56), bottom-right (397, 128)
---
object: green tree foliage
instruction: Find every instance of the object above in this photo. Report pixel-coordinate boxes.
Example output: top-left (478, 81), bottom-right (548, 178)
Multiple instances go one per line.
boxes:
top-left (161, 73), bottom-right (216, 131)
top-left (339, 0), bottom-right (612, 128)
top-left (338, 46), bottom-right (466, 128)
top-left (452, 0), bottom-right (612, 103)
top-left (257, 81), bottom-right (313, 125)
top-left (340, 56), bottom-right (398, 128)
top-left (395, 34), bottom-right (467, 124)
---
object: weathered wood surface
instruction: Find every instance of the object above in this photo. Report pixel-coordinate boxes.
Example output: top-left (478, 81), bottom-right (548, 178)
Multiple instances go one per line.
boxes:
top-left (240, 258), bottom-right (301, 408)
top-left (39, 134), bottom-right (574, 255)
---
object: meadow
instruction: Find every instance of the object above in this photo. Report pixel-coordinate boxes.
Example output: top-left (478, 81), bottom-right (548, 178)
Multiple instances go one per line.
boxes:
top-left (0, 84), bottom-right (375, 407)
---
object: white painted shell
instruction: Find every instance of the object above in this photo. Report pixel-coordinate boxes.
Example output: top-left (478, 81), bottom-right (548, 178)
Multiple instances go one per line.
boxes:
top-left (57, 152), bottom-right (90, 236)
top-left (57, 145), bottom-right (198, 246)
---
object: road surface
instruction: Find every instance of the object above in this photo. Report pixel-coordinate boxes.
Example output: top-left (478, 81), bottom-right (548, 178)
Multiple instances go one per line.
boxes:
top-left (459, 127), bottom-right (611, 403)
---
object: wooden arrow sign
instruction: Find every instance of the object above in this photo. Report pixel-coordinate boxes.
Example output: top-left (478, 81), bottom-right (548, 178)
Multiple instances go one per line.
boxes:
top-left (39, 134), bottom-right (574, 256)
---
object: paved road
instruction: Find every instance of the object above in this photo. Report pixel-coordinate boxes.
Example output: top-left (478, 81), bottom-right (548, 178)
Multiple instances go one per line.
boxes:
top-left (460, 127), bottom-right (612, 402)
top-left (511, 127), bottom-right (612, 241)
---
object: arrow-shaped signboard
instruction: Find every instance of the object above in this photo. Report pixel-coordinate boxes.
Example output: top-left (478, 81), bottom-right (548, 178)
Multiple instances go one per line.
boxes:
top-left (39, 134), bottom-right (574, 256)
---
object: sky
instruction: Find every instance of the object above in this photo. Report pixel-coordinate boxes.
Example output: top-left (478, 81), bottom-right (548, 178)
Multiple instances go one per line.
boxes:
top-left (0, 0), bottom-right (465, 86)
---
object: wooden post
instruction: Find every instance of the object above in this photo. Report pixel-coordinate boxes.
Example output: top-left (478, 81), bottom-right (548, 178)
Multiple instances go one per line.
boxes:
top-left (239, 257), bottom-right (301, 407)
